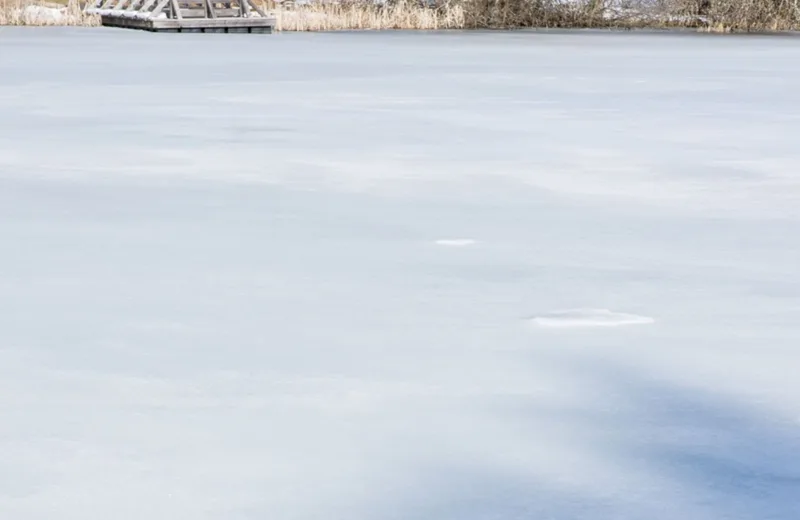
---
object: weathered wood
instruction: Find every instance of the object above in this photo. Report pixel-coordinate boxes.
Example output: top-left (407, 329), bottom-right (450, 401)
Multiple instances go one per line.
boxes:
top-left (204, 0), bottom-right (216, 18)
top-left (152, 16), bottom-right (272, 27)
top-left (99, 13), bottom-right (275, 31)
top-left (149, 0), bottom-right (172, 18)
top-left (247, 0), bottom-right (266, 18)
top-left (91, 0), bottom-right (275, 33)
top-left (138, 0), bottom-right (159, 13)
top-left (177, 8), bottom-right (243, 17)
top-left (169, 0), bottom-right (183, 18)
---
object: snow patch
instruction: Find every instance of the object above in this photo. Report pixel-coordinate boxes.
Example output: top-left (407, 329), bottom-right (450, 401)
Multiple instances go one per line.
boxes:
top-left (20, 5), bottom-right (65, 23)
top-left (435, 239), bottom-right (477, 247)
top-left (528, 308), bottom-right (654, 329)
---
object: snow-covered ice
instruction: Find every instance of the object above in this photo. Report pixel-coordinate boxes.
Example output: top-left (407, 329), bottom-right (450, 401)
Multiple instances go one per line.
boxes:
top-left (435, 238), bottom-right (477, 247)
top-left (528, 308), bottom-right (655, 328)
top-left (1, 28), bottom-right (800, 520)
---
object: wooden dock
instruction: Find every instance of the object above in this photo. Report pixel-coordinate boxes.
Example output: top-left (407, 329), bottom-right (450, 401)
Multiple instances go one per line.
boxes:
top-left (86, 0), bottom-right (276, 33)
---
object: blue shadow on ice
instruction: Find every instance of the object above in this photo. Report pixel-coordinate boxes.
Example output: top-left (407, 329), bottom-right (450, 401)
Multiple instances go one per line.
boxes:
top-left (372, 356), bottom-right (800, 520)
top-left (600, 363), bottom-right (800, 520)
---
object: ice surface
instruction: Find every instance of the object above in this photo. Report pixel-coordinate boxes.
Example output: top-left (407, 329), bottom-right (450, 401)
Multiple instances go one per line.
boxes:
top-left (435, 238), bottom-right (477, 247)
top-left (528, 308), bottom-right (654, 328)
top-left (1, 28), bottom-right (800, 520)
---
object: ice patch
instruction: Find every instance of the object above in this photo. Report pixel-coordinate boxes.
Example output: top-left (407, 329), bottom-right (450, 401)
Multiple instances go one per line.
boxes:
top-left (435, 239), bottom-right (476, 247)
top-left (528, 308), bottom-right (654, 329)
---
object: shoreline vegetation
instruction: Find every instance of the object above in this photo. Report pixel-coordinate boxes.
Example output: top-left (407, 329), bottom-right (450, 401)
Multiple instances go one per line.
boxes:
top-left (1, 0), bottom-right (799, 32)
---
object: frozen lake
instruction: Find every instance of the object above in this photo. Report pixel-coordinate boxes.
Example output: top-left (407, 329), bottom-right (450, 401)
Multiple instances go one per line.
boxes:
top-left (2, 28), bottom-right (800, 519)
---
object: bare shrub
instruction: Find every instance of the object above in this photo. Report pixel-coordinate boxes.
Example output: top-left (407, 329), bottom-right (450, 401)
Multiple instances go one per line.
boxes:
top-left (456, 0), bottom-right (800, 30)
top-left (667, 0), bottom-right (800, 30)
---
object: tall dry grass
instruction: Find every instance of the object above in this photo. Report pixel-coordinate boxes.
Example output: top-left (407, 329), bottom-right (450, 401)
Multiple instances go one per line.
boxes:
top-left (270, 0), bottom-right (800, 31)
top-left (0, 0), bottom-right (98, 24)
top-left (273, 0), bottom-right (465, 31)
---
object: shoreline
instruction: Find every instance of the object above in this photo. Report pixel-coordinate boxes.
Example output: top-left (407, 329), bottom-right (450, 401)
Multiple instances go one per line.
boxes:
top-left (2, 1), bottom-right (800, 33)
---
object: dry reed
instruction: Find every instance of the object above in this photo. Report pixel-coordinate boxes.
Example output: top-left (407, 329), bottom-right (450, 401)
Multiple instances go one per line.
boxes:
top-left (274, 0), bottom-right (465, 31)
top-left (271, 0), bottom-right (800, 32)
